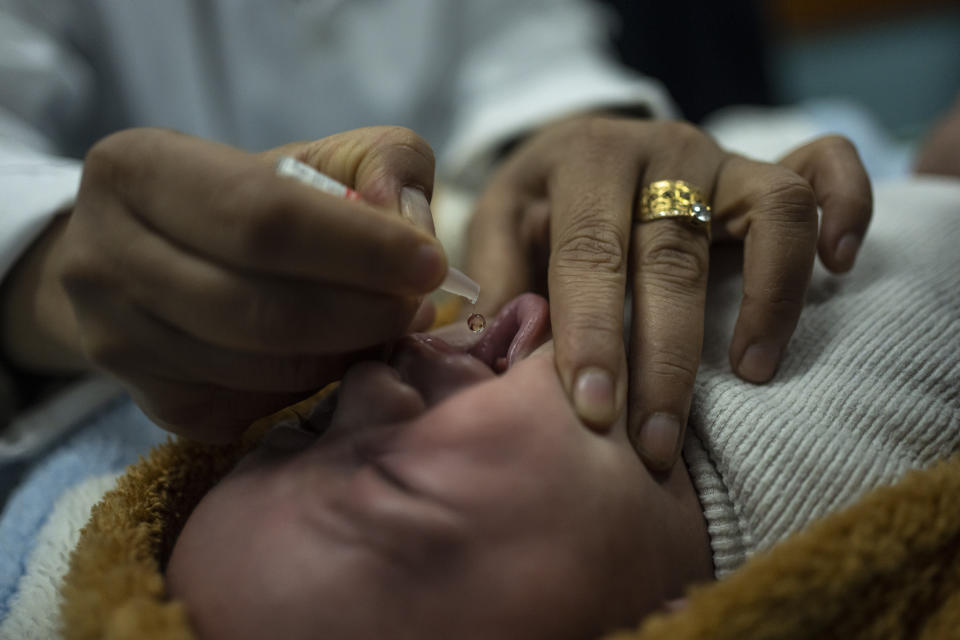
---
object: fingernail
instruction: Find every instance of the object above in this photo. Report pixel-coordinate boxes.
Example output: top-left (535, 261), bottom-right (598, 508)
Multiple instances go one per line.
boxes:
top-left (636, 413), bottom-right (681, 470)
top-left (400, 186), bottom-right (436, 235)
top-left (835, 233), bottom-right (861, 269)
top-left (739, 342), bottom-right (780, 383)
top-left (409, 243), bottom-right (445, 289)
top-left (573, 367), bottom-right (616, 428)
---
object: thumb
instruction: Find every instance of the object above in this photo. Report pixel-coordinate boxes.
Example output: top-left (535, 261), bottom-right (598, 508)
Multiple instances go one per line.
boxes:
top-left (266, 126), bottom-right (438, 234)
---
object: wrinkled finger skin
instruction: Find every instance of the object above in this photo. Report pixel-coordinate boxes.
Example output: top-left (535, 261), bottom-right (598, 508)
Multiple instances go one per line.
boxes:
top-left (719, 137), bottom-right (871, 386)
top-left (777, 135), bottom-right (872, 273)
top-left (60, 127), bottom-right (445, 442)
top-left (467, 115), bottom-right (872, 473)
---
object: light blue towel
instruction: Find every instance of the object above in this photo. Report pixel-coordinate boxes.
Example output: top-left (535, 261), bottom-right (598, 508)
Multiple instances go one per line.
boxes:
top-left (0, 395), bottom-right (167, 619)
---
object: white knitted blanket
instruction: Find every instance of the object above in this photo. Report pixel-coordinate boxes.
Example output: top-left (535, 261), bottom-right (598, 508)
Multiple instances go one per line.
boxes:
top-left (684, 176), bottom-right (960, 576)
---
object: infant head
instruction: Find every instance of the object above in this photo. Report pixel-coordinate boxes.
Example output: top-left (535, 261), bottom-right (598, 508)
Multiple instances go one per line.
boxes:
top-left (166, 294), bottom-right (710, 639)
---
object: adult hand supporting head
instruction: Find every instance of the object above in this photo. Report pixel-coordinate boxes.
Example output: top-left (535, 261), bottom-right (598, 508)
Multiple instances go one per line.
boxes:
top-left (467, 116), bottom-right (871, 472)
top-left (27, 126), bottom-right (444, 442)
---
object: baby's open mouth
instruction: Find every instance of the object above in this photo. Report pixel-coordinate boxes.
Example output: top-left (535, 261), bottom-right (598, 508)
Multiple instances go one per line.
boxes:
top-left (284, 294), bottom-right (551, 437)
top-left (414, 293), bottom-right (551, 372)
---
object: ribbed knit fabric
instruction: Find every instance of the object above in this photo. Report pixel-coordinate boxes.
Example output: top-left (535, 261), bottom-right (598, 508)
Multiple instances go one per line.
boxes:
top-left (684, 176), bottom-right (960, 576)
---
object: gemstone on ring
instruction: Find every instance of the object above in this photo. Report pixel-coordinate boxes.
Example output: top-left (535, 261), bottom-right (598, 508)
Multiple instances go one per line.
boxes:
top-left (691, 202), bottom-right (711, 224)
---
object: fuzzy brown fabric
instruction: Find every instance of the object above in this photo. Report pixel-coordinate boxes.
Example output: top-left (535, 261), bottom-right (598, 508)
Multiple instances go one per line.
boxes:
top-left (59, 404), bottom-right (295, 640)
top-left (612, 452), bottom-right (960, 640)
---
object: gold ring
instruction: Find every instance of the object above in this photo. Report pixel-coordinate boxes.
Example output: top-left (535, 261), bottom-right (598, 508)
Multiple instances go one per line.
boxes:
top-left (638, 179), bottom-right (712, 240)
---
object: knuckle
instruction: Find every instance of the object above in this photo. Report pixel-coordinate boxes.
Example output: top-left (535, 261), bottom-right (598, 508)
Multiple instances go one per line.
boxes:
top-left (377, 126), bottom-right (436, 165)
top-left (653, 121), bottom-right (705, 150)
top-left (360, 126), bottom-right (437, 198)
top-left (758, 174), bottom-right (818, 225)
top-left (552, 213), bottom-right (626, 275)
top-left (647, 121), bottom-right (715, 163)
top-left (639, 226), bottom-right (708, 288)
top-left (563, 117), bottom-right (637, 160)
top-left (566, 310), bottom-right (620, 337)
top-left (82, 133), bottom-right (129, 188)
top-left (574, 116), bottom-right (622, 145)
top-left (646, 355), bottom-right (698, 391)
top-left (559, 304), bottom-right (624, 348)
top-left (82, 128), bottom-right (168, 198)
top-left (817, 134), bottom-right (859, 158)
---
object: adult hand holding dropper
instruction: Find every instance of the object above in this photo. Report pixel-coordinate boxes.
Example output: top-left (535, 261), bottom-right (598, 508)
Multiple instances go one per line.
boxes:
top-left (0, 126), bottom-right (459, 442)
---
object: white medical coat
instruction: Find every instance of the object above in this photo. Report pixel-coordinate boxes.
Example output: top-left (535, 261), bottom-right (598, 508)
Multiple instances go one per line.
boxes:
top-left (0, 0), bottom-right (674, 280)
top-left (0, 0), bottom-right (673, 453)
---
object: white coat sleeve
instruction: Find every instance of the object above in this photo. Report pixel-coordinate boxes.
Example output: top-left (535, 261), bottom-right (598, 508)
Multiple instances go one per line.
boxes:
top-left (0, 3), bottom-right (94, 430)
top-left (0, 1), bottom-right (93, 280)
top-left (441, 0), bottom-right (677, 185)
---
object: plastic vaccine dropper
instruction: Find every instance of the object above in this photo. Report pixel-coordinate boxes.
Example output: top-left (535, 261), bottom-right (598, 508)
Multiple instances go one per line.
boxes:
top-left (275, 156), bottom-right (481, 304)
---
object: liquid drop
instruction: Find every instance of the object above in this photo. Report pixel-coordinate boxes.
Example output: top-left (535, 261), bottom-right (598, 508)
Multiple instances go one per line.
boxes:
top-left (467, 313), bottom-right (486, 333)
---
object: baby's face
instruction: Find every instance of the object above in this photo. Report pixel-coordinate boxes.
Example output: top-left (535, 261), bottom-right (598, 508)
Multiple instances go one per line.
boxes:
top-left (167, 294), bottom-right (709, 639)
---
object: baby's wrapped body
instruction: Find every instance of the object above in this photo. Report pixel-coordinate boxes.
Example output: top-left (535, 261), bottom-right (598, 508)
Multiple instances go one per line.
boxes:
top-left (685, 176), bottom-right (960, 576)
top-left (164, 294), bottom-right (716, 640)
top-left (55, 177), bottom-right (959, 639)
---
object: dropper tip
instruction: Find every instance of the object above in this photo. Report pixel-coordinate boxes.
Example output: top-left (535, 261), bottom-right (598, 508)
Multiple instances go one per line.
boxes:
top-left (439, 266), bottom-right (480, 305)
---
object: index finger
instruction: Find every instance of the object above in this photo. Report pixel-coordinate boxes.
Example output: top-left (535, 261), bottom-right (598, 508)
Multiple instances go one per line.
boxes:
top-left (85, 128), bottom-right (446, 295)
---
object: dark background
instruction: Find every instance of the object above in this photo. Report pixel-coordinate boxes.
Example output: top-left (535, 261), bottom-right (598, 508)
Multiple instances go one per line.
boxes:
top-left (597, 0), bottom-right (960, 136)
